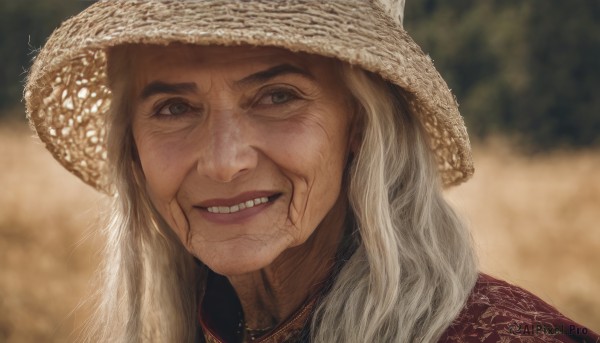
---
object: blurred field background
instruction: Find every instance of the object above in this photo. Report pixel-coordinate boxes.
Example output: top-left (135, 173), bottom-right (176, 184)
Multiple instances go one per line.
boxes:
top-left (1, 0), bottom-right (599, 342)
top-left (1, 125), bottom-right (599, 342)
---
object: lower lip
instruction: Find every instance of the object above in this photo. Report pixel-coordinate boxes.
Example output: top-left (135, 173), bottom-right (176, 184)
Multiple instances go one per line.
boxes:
top-left (195, 197), bottom-right (278, 225)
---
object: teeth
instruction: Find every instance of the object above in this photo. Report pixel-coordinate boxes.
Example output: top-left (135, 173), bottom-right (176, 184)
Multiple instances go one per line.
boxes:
top-left (207, 196), bottom-right (270, 214)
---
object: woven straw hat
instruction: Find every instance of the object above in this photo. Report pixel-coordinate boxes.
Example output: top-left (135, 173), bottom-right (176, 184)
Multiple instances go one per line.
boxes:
top-left (25, 0), bottom-right (473, 194)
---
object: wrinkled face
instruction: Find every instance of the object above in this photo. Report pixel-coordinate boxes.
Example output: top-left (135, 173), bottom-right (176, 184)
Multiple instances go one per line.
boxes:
top-left (130, 45), bottom-right (355, 276)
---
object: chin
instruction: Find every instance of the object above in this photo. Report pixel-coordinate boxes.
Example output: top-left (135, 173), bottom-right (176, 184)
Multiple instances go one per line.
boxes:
top-left (191, 236), bottom-right (291, 276)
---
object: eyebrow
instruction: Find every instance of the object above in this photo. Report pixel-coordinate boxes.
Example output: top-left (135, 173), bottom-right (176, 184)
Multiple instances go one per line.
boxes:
top-left (234, 63), bottom-right (315, 87)
top-left (139, 63), bottom-right (313, 99)
top-left (140, 81), bottom-right (198, 99)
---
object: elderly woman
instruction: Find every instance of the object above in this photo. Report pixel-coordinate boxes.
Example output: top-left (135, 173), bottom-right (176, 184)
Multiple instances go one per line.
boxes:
top-left (25, 1), bottom-right (598, 343)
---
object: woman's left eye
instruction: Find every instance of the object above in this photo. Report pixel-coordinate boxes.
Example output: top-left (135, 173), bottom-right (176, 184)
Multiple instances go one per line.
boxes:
top-left (256, 89), bottom-right (299, 106)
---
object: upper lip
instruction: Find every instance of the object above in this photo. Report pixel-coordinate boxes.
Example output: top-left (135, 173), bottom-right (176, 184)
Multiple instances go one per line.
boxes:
top-left (195, 191), bottom-right (280, 208)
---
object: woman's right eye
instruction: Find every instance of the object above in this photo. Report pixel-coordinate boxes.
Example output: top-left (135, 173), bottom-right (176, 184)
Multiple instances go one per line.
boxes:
top-left (153, 100), bottom-right (200, 118)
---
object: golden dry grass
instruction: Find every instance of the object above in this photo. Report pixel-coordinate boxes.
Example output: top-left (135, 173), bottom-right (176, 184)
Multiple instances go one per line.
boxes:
top-left (0, 123), bottom-right (103, 342)
top-left (0, 123), bottom-right (598, 342)
top-left (445, 138), bottom-right (600, 332)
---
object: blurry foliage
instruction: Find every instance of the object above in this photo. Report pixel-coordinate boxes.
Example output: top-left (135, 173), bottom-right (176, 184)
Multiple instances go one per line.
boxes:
top-left (0, 1), bottom-right (599, 149)
top-left (405, 0), bottom-right (600, 150)
top-left (0, 0), bottom-right (89, 115)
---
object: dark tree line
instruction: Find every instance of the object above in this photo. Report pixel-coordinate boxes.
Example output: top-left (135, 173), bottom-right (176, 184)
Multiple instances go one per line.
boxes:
top-left (1, 1), bottom-right (599, 150)
top-left (0, 1), bottom-right (89, 114)
top-left (405, 0), bottom-right (600, 150)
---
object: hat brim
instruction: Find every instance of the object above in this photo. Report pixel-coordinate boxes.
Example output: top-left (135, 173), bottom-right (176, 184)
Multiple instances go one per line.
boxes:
top-left (25, 0), bottom-right (473, 194)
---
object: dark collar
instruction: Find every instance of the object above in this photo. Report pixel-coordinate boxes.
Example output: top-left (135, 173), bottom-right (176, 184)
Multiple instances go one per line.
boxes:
top-left (198, 272), bottom-right (318, 343)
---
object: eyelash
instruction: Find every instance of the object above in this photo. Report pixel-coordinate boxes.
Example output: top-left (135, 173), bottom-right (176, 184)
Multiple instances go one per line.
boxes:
top-left (253, 86), bottom-right (302, 107)
top-left (152, 98), bottom-right (201, 119)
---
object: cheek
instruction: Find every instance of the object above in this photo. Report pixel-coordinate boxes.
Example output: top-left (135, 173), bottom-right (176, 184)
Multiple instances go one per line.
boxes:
top-left (132, 112), bottom-right (206, 196)
top-left (262, 113), bottom-right (349, 238)
top-left (134, 132), bottom-right (194, 234)
top-left (136, 133), bottom-right (189, 198)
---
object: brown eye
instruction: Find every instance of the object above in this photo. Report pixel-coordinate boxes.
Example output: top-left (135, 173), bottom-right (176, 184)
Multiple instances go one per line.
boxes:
top-left (270, 91), bottom-right (292, 104)
top-left (256, 89), bottom-right (299, 106)
top-left (158, 102), bottom-right (191, 116)
top-left (153, 98), bottom-right (204, 119)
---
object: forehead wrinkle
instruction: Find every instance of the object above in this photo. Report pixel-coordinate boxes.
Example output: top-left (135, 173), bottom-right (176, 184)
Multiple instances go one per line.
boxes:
top-left (232, 63), bottom-right (316, 90)
top-left (130, 46), bottom-right (201, 90)
top-left (128, 44), bottom-right (341, 106)
top-left (139, 81), bottom-right (199, 100)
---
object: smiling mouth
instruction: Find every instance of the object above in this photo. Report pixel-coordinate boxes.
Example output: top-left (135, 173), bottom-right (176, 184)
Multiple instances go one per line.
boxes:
top-left (201, 194), bottom-right (281, 214)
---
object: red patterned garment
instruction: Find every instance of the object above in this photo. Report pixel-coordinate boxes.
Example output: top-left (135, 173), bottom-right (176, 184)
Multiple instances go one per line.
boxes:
top-left (197, 273), bottom-right (600, 342)
top-left (439, 274), bottom-right (600, 342)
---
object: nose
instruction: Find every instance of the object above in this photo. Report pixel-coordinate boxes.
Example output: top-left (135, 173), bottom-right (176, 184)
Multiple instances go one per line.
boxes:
top-left (196, 109), bottom-right (258, 183)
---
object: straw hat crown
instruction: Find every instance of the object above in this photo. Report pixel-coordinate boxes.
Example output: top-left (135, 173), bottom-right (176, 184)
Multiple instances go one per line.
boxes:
top-left (25, 0), bottom-right (473, 194)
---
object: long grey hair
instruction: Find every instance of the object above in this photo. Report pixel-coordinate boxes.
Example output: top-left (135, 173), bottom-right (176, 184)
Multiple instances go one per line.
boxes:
top-left (84, 45), bottom-right (478, 343)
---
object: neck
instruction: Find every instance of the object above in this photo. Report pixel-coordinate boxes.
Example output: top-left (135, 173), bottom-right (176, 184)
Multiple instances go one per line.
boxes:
top-left (227, 197), bottom-right (348, 331)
